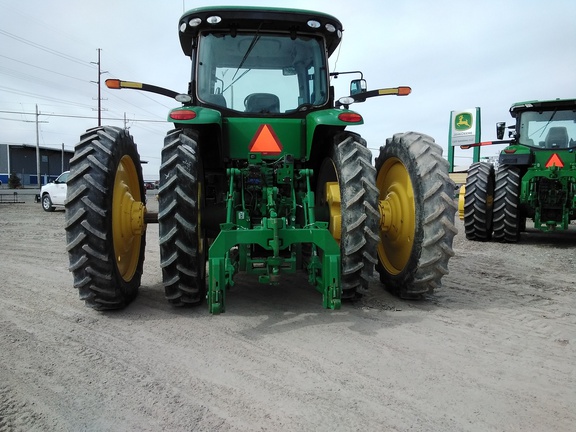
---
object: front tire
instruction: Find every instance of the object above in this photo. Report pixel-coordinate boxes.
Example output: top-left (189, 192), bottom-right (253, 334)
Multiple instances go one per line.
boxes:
top-left (65, 126), bottom-right (146, 310)
top-left (42, 194), bottom-right (54, 212)
top-left (375, 132), bottom-right (457, 298)
top-left (159, 129), bottom-right (206, 306)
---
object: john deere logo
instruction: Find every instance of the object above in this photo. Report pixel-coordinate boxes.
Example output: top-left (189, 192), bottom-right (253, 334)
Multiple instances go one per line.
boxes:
top-left (455, 113), bottom-right (472, 131)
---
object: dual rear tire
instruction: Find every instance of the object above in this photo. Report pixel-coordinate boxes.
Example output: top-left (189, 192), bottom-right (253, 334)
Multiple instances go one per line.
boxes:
top-left (493, 165), bottom-right (521, 242)
top-left (317, 131), bottom-right (457, 299)
top-left (464, 162), bottom-right (495, 241)
top-left (464, 162), bottom-right (522, 243)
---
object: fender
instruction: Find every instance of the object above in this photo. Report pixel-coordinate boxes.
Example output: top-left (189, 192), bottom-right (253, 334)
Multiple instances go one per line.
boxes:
top-left (305, 108), bottom-right (363, 159)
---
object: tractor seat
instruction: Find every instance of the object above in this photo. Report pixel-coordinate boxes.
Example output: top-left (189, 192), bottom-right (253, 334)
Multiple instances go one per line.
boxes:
top-left (545, 127), bottom-right (569, 148)
top-left (244, 93), bottom-right (280, 113)
top-left (203, 93), bottom-right (227, 108)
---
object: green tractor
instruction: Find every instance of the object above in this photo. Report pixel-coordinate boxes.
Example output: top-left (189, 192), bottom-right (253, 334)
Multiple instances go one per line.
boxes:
top-left (64, 6), bottom-right (456, 314)
top-left (463, 98), bottom-right (576, 242)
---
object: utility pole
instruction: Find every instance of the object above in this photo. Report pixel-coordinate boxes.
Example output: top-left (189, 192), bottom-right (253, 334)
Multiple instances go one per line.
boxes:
top-left (36, 104), bottom-right (40, 187)
top-left (97, 49), bottom-right (102, 126)
top-left (91, 48), bottom-right (107, 126)
top-left (24, 106), bottom-right (47, 187)
top-left (123, 112), bottom-right (130, 130)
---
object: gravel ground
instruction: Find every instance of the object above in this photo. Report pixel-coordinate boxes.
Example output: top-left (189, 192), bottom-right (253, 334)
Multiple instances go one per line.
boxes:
top-left (0, 191), bottom-right (574, 431)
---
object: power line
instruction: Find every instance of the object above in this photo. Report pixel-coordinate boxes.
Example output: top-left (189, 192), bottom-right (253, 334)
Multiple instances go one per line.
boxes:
top-left (0, 54), bottom-right (89, 83)
top-left (0, 65), bottom-right (80, 91)
top-left (0, 116), bottom-right (29, 122)
top-left (0, 109), bottom-right (168, 123)
top-left (0, 28), bottom-right (95, 68)
top-left (102, 87), bottom-right (174, 120)
top-left (0, 28), bottom-right (176, 124)
top-left (0, 86), bottom-right (96, 109)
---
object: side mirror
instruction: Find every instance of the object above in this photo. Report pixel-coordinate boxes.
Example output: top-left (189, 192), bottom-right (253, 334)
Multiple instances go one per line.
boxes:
top-left (496, 122), bottom-right (506, 140)
top-left (350, 79), bottom-right (367, 102)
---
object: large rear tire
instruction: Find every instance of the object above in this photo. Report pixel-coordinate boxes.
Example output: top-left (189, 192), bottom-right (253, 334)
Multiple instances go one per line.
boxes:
top-left (315, 131), bottom-right (379, 300)
top-left (493, 165), bottom-right (521, 242)
top-left (463, 162), bottom-right (495, 241)
top-left (65, 126), bottom-right (146, 310)
top-left (159, 129), bottom-right (206, 306)
top-left (375, 132), bottom-right (456, 298)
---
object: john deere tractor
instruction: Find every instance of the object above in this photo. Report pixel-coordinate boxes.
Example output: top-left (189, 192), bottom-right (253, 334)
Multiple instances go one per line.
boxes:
top-left (64, 6), bottom-right (456, 314)
top-left (463, 98), bottom-right (576, 242)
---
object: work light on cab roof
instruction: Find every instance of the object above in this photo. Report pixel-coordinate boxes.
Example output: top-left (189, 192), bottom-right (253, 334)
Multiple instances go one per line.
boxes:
top-left (177, 6), bottom-right (344, 57)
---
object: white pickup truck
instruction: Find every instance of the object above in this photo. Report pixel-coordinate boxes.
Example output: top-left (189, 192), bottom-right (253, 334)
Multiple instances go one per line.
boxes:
top-left (40, 171), bottom-right (69, 211)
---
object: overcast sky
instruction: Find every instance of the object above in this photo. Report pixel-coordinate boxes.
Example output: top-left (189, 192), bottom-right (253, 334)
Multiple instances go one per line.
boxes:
top-left (1, 0), bottom-right (575, 179)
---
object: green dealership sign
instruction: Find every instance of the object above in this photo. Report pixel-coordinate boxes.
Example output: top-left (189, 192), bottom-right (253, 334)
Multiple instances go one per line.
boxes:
top-left (449, 108), bottom-right (481, 146)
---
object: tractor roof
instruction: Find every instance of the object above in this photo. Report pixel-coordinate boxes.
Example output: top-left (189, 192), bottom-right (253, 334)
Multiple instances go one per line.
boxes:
top-left (178, 6), bottom-right (343, 57)
top-left (510, 98), bottom-right (576, 117)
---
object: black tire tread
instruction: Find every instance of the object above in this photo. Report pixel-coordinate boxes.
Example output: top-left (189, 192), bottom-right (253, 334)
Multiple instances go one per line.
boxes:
top-left (463, 162), bottom-right (495, 241)
top-left (65, 126), bottom-right (145, 310)
top-left (332, 132), bottom-right (379, 299)
top-left (493, 165), bottom-right (521, 242)
top-left (158, 129), bottom-right (206, 305)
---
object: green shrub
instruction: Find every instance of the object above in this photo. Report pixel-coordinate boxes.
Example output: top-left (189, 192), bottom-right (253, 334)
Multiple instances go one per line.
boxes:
top-left (8, 173), bottom-right (22, 189)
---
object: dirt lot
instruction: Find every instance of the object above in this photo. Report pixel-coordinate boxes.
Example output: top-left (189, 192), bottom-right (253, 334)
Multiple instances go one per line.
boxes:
top-left (1, 192), bottom-right (574, 432)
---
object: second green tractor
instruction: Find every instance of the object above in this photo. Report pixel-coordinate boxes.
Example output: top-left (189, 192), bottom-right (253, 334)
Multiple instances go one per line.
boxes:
top-left (464, 98), bottom-right (576, 242)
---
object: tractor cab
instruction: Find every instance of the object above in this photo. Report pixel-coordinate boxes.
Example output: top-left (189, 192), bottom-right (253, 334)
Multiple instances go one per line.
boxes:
top-left (497, 99), bottom-right (576, 167)
top-left (507, 100), bottom-right (576, 150)
top-left (179, 6), bottom-right (343, 116)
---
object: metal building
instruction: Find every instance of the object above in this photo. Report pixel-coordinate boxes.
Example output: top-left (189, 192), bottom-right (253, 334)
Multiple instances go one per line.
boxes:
top-left (0, 143), bottom-right (73, 187)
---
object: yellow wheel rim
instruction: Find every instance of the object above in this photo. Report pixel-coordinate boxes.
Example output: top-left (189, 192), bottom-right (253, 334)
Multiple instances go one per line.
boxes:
top-left (376, 157), bottom-right (415, 275)
top-left (112, 155), bottom-right (145, 282)
top-left (317, 158), bottom-right (341, 244)
top-left (326, 182), bottom-right (341, 242)
top-left (458, 184), bottom-right (466, 220)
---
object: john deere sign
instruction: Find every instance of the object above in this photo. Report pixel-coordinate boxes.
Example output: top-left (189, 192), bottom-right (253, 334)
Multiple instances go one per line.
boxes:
top-left (449, 108), bottom-right (480, 146)
top-left (454, 112), bottom-right (473, 131)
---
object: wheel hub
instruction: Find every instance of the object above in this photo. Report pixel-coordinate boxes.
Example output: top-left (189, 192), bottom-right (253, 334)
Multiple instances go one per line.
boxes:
top-left (376, 157), bottom-right (415, 275)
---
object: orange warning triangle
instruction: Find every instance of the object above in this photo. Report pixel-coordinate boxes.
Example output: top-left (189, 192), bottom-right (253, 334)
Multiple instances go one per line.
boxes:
top-left (249, 124), bottom-right (283, 155)
top-left (545, 153), bottom-right (564, 168)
